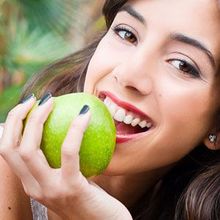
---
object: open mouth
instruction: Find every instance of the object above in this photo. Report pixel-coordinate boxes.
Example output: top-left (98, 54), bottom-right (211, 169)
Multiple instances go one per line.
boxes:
top-left (99, 92), bottom-right (153, 138)
top-left (114, 121), bottom-right (150, 135)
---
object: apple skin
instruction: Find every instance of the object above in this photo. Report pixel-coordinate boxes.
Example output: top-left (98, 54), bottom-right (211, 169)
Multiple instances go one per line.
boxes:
top-left (30, 93), bottom-right (116, 177)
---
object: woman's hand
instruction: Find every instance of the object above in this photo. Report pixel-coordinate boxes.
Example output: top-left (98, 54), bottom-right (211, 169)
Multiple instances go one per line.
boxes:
top-left (0, 93), bottom-right (132, 220)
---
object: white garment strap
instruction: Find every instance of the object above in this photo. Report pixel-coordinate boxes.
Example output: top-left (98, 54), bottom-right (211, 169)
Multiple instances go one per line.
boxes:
top-left (30, 198), bottom-right (48, 220)
top-left (0, 124), bottom-right (3, 139)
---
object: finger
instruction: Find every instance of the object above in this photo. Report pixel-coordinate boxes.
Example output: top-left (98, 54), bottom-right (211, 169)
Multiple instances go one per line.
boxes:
top-left (19, 93), bottom-right (53, 183)
top-left (61, 105), bottom-right (91, 180)
top-left (0, 94), bottom-right (41, 195)
top-left (0, 94), bottom-right (36, 152)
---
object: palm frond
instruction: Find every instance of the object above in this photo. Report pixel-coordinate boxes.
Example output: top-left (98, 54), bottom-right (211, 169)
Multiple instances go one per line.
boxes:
top-left (16, 0), bottom-right (89, 35)
top-left (3, 17), bottom-right (74, 77)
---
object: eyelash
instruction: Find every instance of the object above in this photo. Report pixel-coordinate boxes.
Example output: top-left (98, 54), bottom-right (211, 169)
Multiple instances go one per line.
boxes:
top-left (112, 25), bottom-right (201, 78)
top-left (168, 59), bottom-right (201, 78)
top-left (112, 25), bottom-right (138, 44)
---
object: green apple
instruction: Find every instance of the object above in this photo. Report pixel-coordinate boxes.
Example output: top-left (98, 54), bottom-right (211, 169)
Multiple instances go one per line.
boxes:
top-left (27, 93), bottom-right (116, 177)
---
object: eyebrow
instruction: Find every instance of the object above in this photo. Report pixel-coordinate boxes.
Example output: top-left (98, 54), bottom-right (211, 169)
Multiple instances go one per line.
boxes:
top-left (118, 4), bottom-right (146, 25)
top-left (170, 33), bottom-right (216, 69)
top-left (118, 5), bottom-right (216, 70)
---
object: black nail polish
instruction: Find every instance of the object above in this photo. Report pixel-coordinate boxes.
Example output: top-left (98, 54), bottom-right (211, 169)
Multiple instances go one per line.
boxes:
top-left (79, 105), bottom-right (90, 115)
top-left (38, 92), bottom-right (52, 106)
top-left (20, 94), bottom-right (35, 104)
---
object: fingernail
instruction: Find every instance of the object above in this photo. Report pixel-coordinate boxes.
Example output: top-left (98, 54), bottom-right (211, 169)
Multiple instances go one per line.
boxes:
top-left (20, 93), bottom-right (35, 104)
top-left (79, 105), bottom-right (90, 115)
top-left (38, 92), bottom-right (52, 106)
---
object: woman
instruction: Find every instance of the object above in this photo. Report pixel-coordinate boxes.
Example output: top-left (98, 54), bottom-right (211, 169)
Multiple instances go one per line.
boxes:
top-left (0, 0), bottom-right (220, 219)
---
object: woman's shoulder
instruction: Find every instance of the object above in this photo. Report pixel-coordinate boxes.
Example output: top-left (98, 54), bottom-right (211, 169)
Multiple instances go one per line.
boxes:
top-left (0, 123), bottom-right (33, 219)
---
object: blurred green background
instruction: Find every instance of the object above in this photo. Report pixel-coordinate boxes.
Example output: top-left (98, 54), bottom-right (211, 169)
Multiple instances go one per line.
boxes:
top-left (0, 0), bottom-right (104, 122)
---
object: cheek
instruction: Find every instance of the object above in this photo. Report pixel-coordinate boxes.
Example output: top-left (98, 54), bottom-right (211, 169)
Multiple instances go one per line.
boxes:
top-left (158, 78), bottom-right (213, 145)
top-left (84, 38), bottom-right (115, 93)
top-left (84, 33), bottom-right (134, 93)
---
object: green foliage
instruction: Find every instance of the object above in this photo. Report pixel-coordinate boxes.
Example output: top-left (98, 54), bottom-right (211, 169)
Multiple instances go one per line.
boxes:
top-left (0, 85), bottom-right (21, 122)
top-left (18, 0), bottom-right (82, 35)
top-left (3, 19), bottom-right (73, 77)
top-left (0, 0), bottom-right (89, 122)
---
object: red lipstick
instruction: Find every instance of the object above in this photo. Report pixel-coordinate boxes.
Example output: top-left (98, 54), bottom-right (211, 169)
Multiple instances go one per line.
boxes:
top-left (98, 91), bottom-right (153, 144)
top-left (99, 91), bottom-right (150, 119)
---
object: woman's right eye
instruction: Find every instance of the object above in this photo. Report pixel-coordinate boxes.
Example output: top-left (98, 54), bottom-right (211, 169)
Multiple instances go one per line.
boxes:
top-left (112, 25), bottom-right (138, 45)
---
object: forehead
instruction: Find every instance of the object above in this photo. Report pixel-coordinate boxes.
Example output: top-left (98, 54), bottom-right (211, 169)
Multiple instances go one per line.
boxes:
top-left (125, 0), bottom-right (220, 65)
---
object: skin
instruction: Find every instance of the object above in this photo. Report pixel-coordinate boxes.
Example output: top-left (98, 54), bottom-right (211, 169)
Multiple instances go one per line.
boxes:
top-left (0, 155), bottom-right (33, 220)
top-left (0, 0), bottom-right (220, 219)
top-left (85, 0), bottom-right (220, 174)
top-left (85, 0), bottom-right (220, 204)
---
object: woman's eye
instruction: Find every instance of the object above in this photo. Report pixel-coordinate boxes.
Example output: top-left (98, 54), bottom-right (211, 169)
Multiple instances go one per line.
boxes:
top-left (168, 59), bottom-right (201, 78)
top-left (112, 26), bottom-right (137, 44)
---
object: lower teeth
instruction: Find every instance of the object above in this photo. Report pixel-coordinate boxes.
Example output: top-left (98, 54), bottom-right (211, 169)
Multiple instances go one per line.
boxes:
top-left (115, 121), bottom-right (148, 135)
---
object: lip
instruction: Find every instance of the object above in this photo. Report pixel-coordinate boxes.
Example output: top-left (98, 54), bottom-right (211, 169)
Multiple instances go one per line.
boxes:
top-left (99, 91), bottom-right (151, 119)
top-left (116, 132), bottom-right (148, 143)
top-left (98, 90), bottom-right (154, 144)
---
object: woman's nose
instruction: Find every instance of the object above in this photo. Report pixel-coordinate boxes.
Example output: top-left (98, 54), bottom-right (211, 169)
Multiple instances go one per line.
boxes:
top-left (113, 56), bottom-right (154, 96)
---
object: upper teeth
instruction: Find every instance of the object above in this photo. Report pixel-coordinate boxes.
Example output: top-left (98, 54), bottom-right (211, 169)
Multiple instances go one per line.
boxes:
top-left (103, 97), bottom-right (152, 129)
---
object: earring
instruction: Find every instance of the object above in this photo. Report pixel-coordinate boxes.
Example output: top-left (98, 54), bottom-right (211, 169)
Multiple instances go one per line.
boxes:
top-left (208, 134), bottom-right (217, 144)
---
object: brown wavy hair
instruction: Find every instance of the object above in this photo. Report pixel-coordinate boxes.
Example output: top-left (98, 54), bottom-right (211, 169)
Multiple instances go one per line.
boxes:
top-left (20, 1), bottom-right (220, 219)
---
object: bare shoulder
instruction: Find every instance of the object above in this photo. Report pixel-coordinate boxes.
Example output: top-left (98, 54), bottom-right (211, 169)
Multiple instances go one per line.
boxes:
top-left (0, 138), bottom-right (32, 219)
top-left (0, 156), bottom-right (33, 219)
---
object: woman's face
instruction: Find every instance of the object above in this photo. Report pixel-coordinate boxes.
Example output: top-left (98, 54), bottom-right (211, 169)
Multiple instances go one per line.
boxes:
top-left (84, 0), bottom-right (220, 175)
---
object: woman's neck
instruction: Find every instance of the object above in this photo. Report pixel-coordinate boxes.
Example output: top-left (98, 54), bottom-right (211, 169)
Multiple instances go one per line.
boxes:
top-left (91, 167), bottom-right (170, 208)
